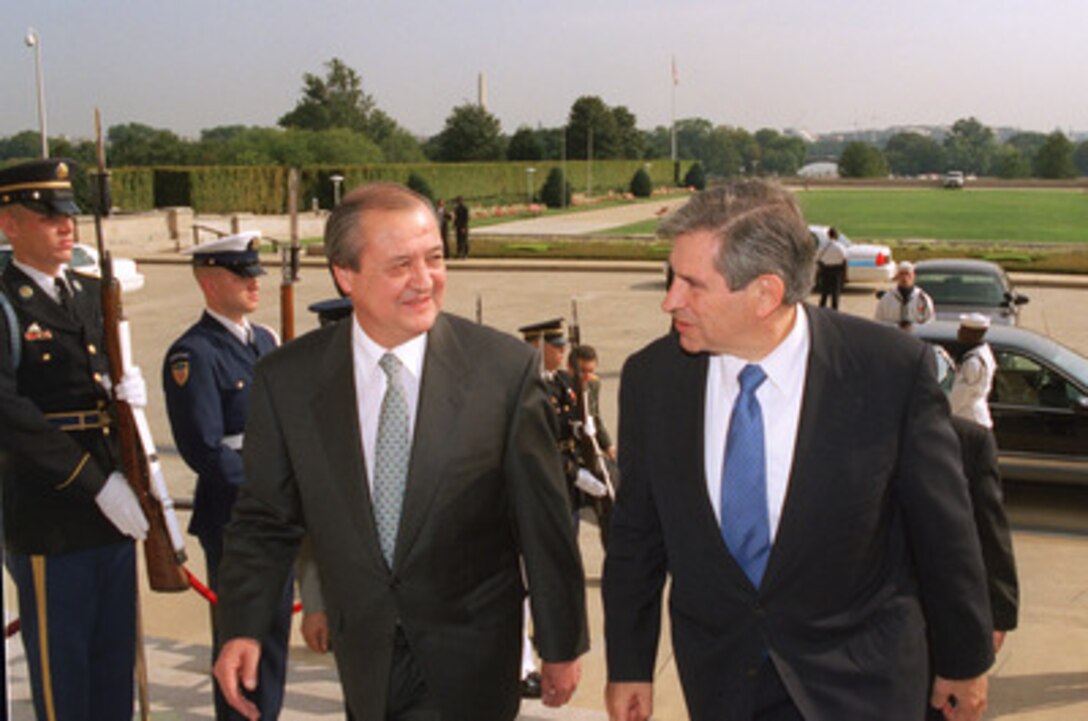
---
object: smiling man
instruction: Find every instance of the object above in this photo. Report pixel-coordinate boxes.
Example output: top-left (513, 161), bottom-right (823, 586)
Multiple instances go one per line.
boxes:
top-left (213, 182), bottom-right (588, 721)
top-left (603, 180), bottom-right (995, 721)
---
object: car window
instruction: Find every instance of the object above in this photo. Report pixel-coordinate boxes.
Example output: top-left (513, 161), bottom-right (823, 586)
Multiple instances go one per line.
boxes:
top-left (916, 272), bottom-right (1005, 306)
top-left (991, 350), bottom-right (1081, 408)
top-left (70, 246), bottom-right (94, 268)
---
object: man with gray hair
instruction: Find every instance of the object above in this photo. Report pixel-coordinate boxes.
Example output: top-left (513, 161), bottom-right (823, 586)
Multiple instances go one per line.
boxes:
top-left (603, 180), bottom-right (994, 721)
top-left (213, 182), bottom-right (588, 721)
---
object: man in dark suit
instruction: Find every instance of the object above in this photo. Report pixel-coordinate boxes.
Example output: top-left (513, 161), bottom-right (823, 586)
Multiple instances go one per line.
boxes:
top-left (213, 182), bottom-right (588, 721)
top-left (162, 232), bottom-right (288, 720)
top-left (603, 181), bottom-right (994, 721)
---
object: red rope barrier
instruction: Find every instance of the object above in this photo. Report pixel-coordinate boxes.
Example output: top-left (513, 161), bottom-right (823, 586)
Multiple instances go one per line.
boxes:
top-left (4, 567), bottom-right (301, 639)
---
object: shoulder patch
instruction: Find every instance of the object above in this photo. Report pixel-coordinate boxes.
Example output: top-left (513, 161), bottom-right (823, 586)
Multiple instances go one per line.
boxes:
top-left (171, 358), bottom-right (191, 387)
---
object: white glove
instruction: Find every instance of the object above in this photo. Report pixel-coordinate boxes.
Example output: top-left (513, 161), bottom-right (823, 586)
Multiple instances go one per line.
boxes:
top-left (575, 467), bottom-right (609, 498)
top-left (95, 472), bottom-right (149, 540)
top-left (114, 366), bottom-right (147, 409)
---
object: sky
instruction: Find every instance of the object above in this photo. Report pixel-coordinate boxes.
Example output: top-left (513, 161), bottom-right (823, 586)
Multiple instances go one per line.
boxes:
top-left (2, 0), bottom-right (1086, 143)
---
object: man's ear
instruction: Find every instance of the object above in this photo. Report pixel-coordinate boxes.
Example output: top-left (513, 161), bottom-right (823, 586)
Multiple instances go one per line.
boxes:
top-left (752, 274), bottom-right (786, 318)
top-left (331, 265), bottom-right (354, 295)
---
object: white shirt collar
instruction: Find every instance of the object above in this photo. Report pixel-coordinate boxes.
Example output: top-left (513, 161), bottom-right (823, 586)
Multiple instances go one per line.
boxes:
top-left (206, 308), bottom-right (253, 346)
top-left (351, 319), bottom-right (427, 381)
top-left (716, 304), bottom-right (810, 395)
top-left (13, 258), bottom-right (69, 301)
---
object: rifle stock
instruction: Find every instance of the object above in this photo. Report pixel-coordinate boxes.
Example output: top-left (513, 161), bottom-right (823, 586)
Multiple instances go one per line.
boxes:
top-left (94, 109), bottom-right (189, 592)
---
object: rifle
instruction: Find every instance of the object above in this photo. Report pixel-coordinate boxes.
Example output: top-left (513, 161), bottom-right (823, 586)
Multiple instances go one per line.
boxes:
top-left (93, 109), bottom-right (190, 592)
top-left (280, 168), bottom-right (301, 342)
top-left (567, 299), bottom-right (616, 503)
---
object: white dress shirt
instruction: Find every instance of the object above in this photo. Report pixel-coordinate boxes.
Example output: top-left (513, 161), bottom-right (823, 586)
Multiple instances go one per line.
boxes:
top-left (351, 320), bottom-right (427, 491)
top-left (206, 308), bottom-right (255, 346)
top-left (13, 258), bottom-right (69, 303)
top-left (705, 305), bottom-right (810, 541)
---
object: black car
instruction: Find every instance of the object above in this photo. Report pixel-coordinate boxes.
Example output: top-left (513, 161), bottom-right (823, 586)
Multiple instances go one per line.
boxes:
top-left (913, 259), bottom-right (1029, 326)
top-left (915, 321), bottom-right (1088, 485)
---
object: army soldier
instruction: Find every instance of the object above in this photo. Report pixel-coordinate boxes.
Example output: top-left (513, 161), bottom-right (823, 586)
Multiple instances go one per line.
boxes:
top-left (162, 232), bottom-right (290, 720)
top-left (0, 159), bottom-right (149, 721)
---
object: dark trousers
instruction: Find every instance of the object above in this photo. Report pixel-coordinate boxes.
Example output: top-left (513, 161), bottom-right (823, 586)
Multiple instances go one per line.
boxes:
top-left (818, 264), bottom-right (845, 309)
top-left (203, 532), bottom-right (294, 721)
top-left (752, 657), bottom-right (805, 721)
top-left (8, 541), bottom-right (137, 721)
top-left (455, 228), bottom-right (469, 259)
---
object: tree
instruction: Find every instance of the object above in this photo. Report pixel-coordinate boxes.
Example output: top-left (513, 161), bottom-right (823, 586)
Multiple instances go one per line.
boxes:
top-left (432, 104), bottom-right (504, 161)
top-left (279, 58), bottom-right (376, 133)
top-left (507, 126), bottom-right (544, 161)
top-left (838, 142), bottom-right (888, 178)
top-left (943, 117), bottom-right (995, 175)
top-left (753, 128), bottom-right (806, 176)
top-left (540, 167), bottom-right (571, 208)
top-left (611, 106), bottom-right (643, 159)
top-left (108, 123), bottom-right (190, 165)
top-left (1074, 141), bottom-right (1088, 176)
top-left (0, 131), bottom-right (46, 162)
top-left (990, 145), bottom-right (1031, 179)
top-left (883, 132), bottom-right (945, 176)
top-left (1034, 131), bottom-right (1077, 179)
top-left (630, 167), bottom-right (653, 197)
top-left (683, 161), bottom-right (706, 190)
top-left (566, 96), bottom-right (619, 160)
top-left (406, 172), bottom-right (435, 203)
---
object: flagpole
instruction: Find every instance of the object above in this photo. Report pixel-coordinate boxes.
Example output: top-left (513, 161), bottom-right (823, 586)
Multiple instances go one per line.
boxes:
top-left (671, 55), bottom-right (678, 184)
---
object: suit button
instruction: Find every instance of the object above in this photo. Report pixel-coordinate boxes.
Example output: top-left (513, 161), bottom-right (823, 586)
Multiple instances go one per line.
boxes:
top-left (87, 344), bottom-right (97, 355)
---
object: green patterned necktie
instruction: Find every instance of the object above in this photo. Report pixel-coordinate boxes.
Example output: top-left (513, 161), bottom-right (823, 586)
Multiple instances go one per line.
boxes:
top-left (373, 352), bottom-right (411, 566)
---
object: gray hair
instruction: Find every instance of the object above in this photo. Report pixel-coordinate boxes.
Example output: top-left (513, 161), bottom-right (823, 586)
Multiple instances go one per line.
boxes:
top-left (658, 180), bottom-right (815, 304)
top-left (324, 182), bottom-right (434, 271)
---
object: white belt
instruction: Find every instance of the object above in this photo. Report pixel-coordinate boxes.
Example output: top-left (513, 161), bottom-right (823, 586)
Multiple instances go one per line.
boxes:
top-left (221, 434), bottom-right (244, 451)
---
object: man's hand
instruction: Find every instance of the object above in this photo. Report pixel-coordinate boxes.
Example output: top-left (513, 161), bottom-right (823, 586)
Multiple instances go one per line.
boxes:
top-left (94, 472), bottom-right (149, 540)
top-left (993, 630), bottom-right (1007, 654)
top-left (214, 638), bottom-right (262, 721)
top-left (301, 611), bottom-right (330, 654)
top-left (606, 681), bottom-right (653, 721)
top-left (539, 659), bottom-right (581, 708)
top-left (931, 674), bottom-right (988, 721)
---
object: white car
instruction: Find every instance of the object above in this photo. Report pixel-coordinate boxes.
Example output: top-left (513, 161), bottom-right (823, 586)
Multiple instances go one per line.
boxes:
top-left (943, 171), bottom-right (966, 189)
top-left (809, 225), bottom-right (896, 284)
top-left (0, 242), bottom-right (145, 293)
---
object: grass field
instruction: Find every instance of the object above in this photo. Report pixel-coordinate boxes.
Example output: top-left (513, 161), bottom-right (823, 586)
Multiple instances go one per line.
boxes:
top-left (598, 188), bottom-right (1088, 244)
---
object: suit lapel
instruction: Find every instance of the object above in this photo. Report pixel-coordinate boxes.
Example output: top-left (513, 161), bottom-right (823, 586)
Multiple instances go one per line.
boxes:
top-left (311, 320), bottom-right (383, 559)
top-left (765, 307), bottom-right (864, 585)
top-left (3, 264), bottom-right (79, 332)
top-left (393, 314), bottom-right (467, 568)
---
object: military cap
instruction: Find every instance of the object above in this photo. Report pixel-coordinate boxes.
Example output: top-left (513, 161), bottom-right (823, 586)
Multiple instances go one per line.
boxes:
top-left (184, 231), bottom-right (266, 277)
top-left (308, 297), bottom-right (354, 326)
top-left (518, 318), bottom-right (567, 347)
top-left (0, 158), bottom-right (81, 216)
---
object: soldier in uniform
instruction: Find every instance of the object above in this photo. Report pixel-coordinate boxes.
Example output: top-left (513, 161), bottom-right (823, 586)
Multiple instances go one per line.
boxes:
top-left (161, 232), bottom-right (290, 720)
top-left (0, 159), bottom-right (149, 721)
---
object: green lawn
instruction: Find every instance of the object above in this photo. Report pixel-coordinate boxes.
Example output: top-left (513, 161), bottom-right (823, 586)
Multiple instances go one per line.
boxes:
top-left (597, 189), bottom-right (1088, 244)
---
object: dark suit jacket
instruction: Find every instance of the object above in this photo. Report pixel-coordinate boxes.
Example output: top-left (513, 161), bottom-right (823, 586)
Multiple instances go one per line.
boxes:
top-left (950, 416), bottom-right (1019, 631)
top-left (603, 306), bottom-right (994, 721)
top-left (217, 312), bottom-right (588, 721)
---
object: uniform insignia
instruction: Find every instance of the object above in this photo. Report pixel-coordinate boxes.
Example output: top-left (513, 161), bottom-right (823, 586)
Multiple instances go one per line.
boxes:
top-left (72, 278), bottom-right (83, 292)
top-left (24, 322), bottom-right (52, 341)
top-left (171, 359), bottom-right (190, 387)
top-left (19, 285), bottom-right (34, 299)
top-left (56, 162), bottom-right (70, 180)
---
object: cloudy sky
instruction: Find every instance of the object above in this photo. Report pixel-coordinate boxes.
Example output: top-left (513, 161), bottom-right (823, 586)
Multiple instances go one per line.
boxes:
top-left (2, 0), bottom-right (1085, 142)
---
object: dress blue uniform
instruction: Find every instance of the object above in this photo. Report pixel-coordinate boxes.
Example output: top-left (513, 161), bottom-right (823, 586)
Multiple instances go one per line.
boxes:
top-left (0, 159), bottom-right (137, 721)
top-left (162, 234), bottom-right (292, 720)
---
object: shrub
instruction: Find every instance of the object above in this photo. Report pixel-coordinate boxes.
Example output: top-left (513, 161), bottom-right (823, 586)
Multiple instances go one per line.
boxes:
top-left (540, 167), bottom-right (572, 208)
top-left (683, 161), bottom-right (707, 190)
top-left (406, 172), bottom-right (435, 203)
top-left (630, 167), bottom-right (653, 197)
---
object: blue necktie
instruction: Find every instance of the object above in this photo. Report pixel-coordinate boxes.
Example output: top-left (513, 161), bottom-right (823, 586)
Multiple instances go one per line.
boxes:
top-left (721, 364), bottom-right (770, 587)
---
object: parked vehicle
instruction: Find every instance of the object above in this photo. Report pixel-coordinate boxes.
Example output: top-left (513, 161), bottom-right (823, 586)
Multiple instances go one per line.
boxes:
top-left (808, 225), bottom-right (896, 284)
top-left (913, 259), bottom-right (1028, 326)
top-left (915, 321), bottom-right (1088, 486)
top-left (1, 243), bottom-right (145, 293)
top-left (943, 170), bottom-right (966, 188)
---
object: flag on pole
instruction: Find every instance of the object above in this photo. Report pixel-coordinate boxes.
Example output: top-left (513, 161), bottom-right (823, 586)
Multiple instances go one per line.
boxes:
top-left (672, 56), bottom-right (679, 86)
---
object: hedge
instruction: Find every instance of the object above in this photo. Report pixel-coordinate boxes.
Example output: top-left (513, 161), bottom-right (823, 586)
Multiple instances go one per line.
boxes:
top-left (108, 160), bottom-right (693, 213)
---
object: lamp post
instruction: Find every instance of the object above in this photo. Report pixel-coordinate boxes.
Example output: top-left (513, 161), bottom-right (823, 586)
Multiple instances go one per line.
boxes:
top-left (25, 28), bottom-right (48, 158)
top-left (330, 173), bottom-right (344, 207)
top-left (525, 167), bottom-right (536, 205)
